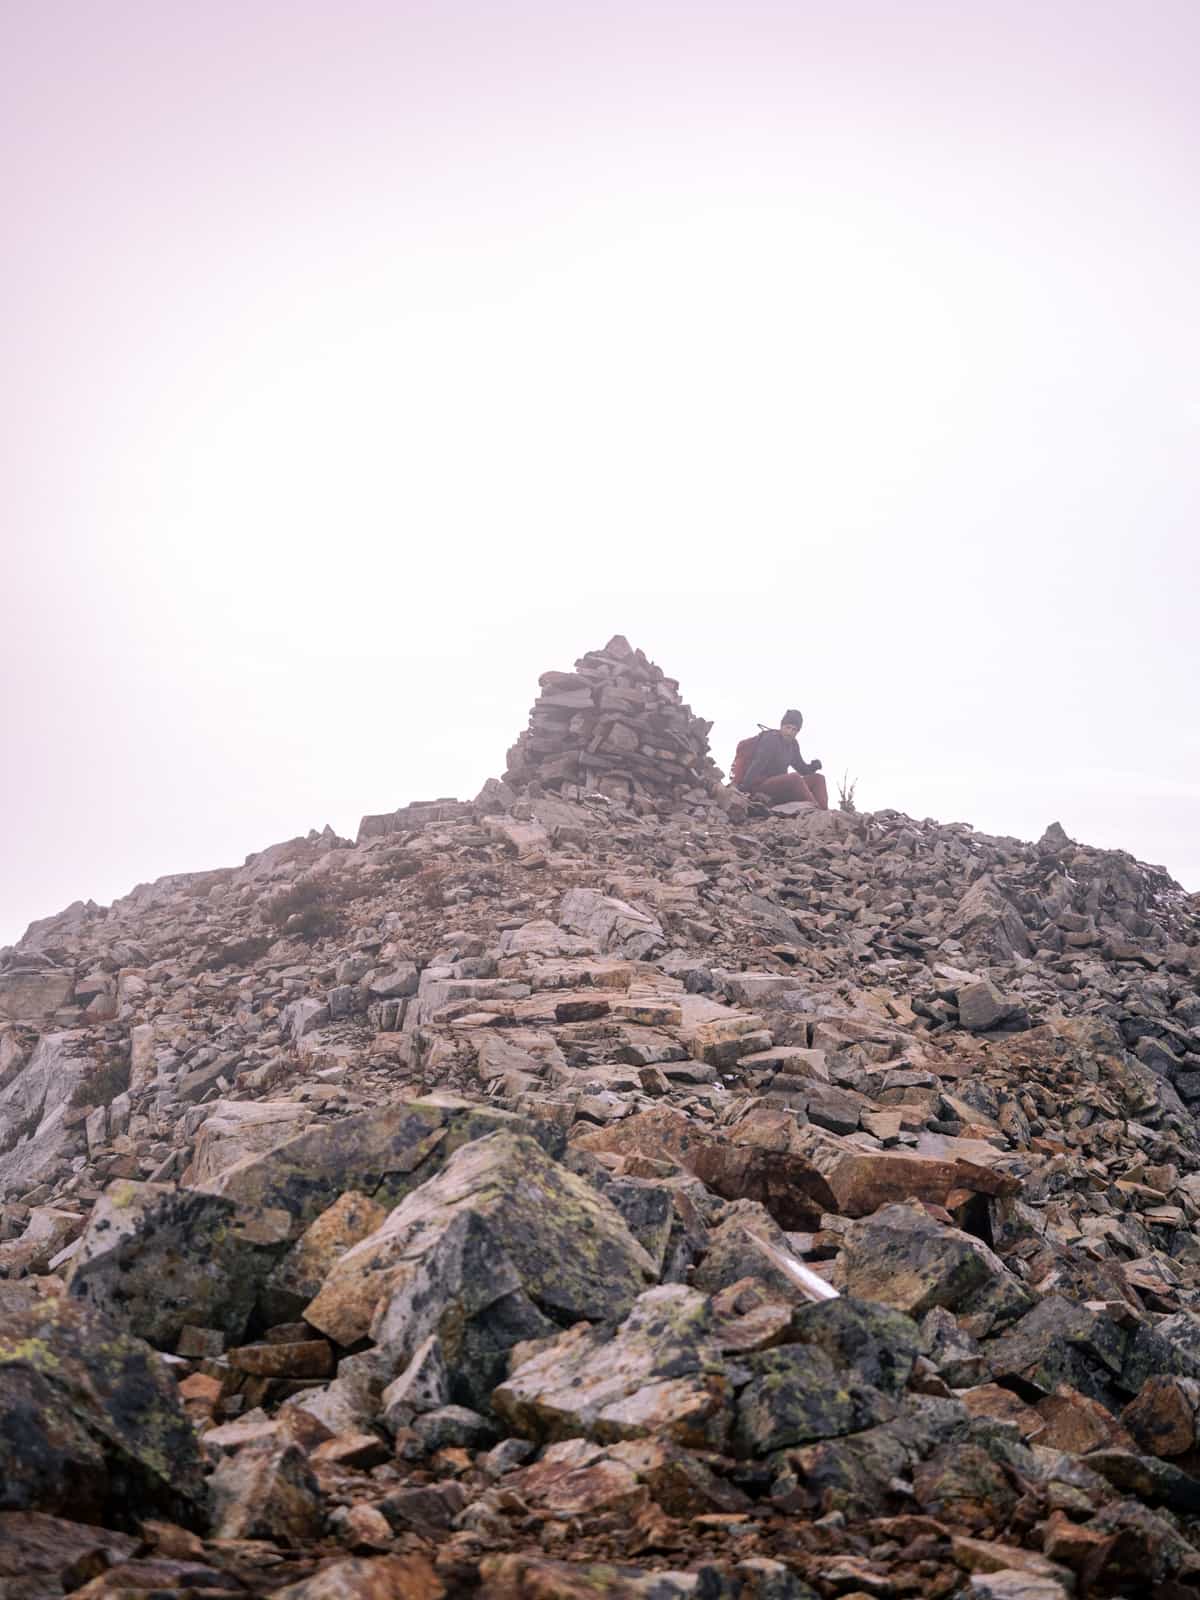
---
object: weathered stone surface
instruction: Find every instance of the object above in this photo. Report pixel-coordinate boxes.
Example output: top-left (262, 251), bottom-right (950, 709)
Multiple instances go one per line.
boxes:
top-left (734, 1343), bottom-right (896, 1455)
top-left (494, 1285), bottom-right (732, 1449)
top-left (921, 1306), bottom-right (988, 1387)
top-left (1034, 1385), bottom-right (1136, 1454)
top-left (307, 1131), bottom-right (653, 1348)
top-left (0, 1286), bottom-right (207, 1527)
top-left (271, 1555), bottom-right (444, 1600)
top-left (380, 1335), bottom-right (450, 1431)
top-left (691, 1200), bottom-right (794, 1298)
top-left (0, 1511), bottom-right (137, 1590)
top-left (182, 1099), bottom-right (314, 1187)
top-left (557, 889), bottom-right (666, 959)
top-left (957, 978), bottom-right (1013, 1032)
top-left (366, 1210), bottom-right (557, 1412)
top-left (788, 1296), bottom-right (920, 1396)
top-left (840, 1201), bottom-right (1032, 1334)
top-left (0, 969), bottom-right (74, 1024)
top-left (601, 1177), bottom-right (675, 1275)
top-left (795, 1128), bottom-right (1018, 1218)
top-left (261, 1189), bottom-right (389, 1325)
top-left (689, 1108), bottom-right (840, 1229)
top-left (209, 1441), bottom-right (323, 1542)
top-left (0, 1033), bottom-right (94, 1196)
top-left (911, 1441), bottom-right (1019, 1531)
top-left (227, 1337), bottom-right (334, 1378)
top-left (68, 1185), bottom-right (280, 1347)
top-left (197, 1097), bottom-right (564, 1235)
top-left (1121, 1373), bottom-right (1200, 1457)
top-left (986, 1296), bottom-right (1126, 1401)
top-left (950, 879), bottom-right (1032, 961)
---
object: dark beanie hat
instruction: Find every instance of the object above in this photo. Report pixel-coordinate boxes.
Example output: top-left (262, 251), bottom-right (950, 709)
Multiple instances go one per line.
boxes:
top-left (783, 709), bottom-right (803, 727)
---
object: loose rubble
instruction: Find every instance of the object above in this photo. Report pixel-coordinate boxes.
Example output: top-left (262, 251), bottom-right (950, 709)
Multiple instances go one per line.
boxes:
top-left (2, 636), bottom-right (1200, 1596)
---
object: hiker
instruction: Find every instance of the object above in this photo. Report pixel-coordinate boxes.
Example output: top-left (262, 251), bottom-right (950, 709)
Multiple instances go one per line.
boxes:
top-left (732, 709), bottom-right (829, 809)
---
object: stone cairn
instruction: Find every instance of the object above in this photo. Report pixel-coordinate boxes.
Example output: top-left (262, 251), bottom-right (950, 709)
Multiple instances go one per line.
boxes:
top-left (503, 635), bottom-right (724, 804)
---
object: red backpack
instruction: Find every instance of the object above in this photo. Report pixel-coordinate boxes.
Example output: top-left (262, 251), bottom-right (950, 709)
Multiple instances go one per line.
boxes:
top-left (730, 732), bottom-right (765, 786)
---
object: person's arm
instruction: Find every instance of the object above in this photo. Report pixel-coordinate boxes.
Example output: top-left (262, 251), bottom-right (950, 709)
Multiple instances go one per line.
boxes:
top-left (788, 737), bottom-right (822, 777)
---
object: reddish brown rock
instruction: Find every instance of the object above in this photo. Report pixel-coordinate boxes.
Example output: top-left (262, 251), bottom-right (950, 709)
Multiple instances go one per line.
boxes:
top-left (959, 1383), bottom-right (1044, 1441)
top-left (227, 1339), bottom-right (335, 1379)
top-left (272, 1554), bottom-right (444, 1599)
top-left (209, 1442), bottom-right (323, 1543)
top-left (1121, 1374), bottom-right (1200, 1458)
top-left (310, 1432), bottom-right (391, 1470)
top-left (1040, 1509), bottom-right (1114, 1569)
top-left (1035, 1386), bottom-right (1136, 1455)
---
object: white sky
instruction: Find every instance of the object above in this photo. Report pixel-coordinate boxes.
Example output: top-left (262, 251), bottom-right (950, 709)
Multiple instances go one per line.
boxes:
top-left (3, 0), bottom-right (1198, 947)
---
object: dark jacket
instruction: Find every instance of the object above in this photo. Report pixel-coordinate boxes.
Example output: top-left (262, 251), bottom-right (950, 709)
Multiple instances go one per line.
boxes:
top-left (740, 729), bottom-right (816, 792)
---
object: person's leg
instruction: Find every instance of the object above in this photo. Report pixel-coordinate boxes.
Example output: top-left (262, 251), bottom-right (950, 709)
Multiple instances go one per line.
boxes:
top-left (758, 773), bottom-right (814, 804)
top-left (806, 773), bottom-right (829, 810)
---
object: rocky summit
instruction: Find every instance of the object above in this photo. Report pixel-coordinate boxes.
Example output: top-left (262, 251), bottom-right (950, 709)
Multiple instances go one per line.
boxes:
top-left (3, 638), bottom-right (1200, 1599)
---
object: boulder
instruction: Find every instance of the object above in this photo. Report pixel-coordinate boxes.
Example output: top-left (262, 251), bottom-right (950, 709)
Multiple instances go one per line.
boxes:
top-left (181, 1099), bottom-right (314, 1187)
top-left (795, 1127), bottom-right (1019, 1218)
top-left (196, 1097), bottom-right (564, 1236)
top-left (261, 1189), bottom-right (390, 1326)
top-left (986, 1296), bottom-right (1126, 1403)
top-left (788, 1296), bottom-right (920, 1396)
top-left (209, 1441), bottom-right (323, 1543)
top-left (307, 1131), bottom-right (654, 1349)
top-left (692, 1201), bottom-right (797, 1298)
top-left (1122, 1374), bottom-right (1200, 1458)
top-left (557, 889), bottom-right (666, 960)
top-left (366, 1212), bottom-right (557, 1413)
top-left (840, 1202), bottom-right (1032, 1335)
top-left (733, 1343), bottom-right (896, 1456)
top-left (68, 1184), bottom-right (283, 1347)
top-left (0, 1033), bottom-right (93, 1196)
top-left (0, 1285), bottom-right (207, 1527)
top-left (950, 879), bottom-right (1032, 961)
top-left (0, 969), bottom-right (74, 1024)
top-left (493, 1284), bottom-right (733, 1450)
top-left (957, 978), bottom-right (1013, 1032)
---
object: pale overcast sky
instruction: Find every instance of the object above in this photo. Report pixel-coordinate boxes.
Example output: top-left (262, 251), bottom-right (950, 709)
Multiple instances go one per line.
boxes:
top-left (2, 0), bottom-right (1198, 947)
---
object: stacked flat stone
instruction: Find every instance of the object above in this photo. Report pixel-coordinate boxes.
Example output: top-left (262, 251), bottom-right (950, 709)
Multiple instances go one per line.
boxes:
top-left (503, 635), bottom-right (723, 802)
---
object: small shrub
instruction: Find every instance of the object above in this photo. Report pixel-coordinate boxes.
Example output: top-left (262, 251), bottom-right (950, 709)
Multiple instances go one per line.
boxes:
top-left (417, 866), bottom-right (448, 908)
top-left (838, 772), bottom-right (859, 814)
top-left (72, 1057), bottom-right (131, 1109)
top-left (199, 934), bottom-right (273, 972)
top-left (379, 849), bottom-right (421, 879)
top-left (264, 880), bottom-right (341, 941)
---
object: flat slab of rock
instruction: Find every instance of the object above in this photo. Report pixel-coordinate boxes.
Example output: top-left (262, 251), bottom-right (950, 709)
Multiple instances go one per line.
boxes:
top-left (0, 1512), bottom-right (136, 1588)
top-left (180, 1099), bottom-right (314, 1187)
top-left (797, 1128), bottom-right (1020, 1217)
top-left (494, 1284), bottom-right (733, 1450)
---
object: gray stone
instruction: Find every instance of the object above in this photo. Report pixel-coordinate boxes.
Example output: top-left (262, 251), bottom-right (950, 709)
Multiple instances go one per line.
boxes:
top-left (957, 978), bottom-right (1012, 1032)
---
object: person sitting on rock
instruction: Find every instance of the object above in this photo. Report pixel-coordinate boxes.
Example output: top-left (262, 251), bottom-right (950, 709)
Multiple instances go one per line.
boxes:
top-left (735, 709), bottom-right (828, 809)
